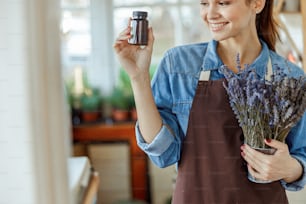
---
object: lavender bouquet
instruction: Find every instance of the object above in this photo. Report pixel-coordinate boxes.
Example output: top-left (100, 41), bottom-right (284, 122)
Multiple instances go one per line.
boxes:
top-left (220, 59), bottom-right (306, 149)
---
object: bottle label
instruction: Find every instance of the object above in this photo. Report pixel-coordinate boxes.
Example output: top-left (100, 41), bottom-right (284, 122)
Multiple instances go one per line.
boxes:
top-left (128, 20), bottom-right (148, 45)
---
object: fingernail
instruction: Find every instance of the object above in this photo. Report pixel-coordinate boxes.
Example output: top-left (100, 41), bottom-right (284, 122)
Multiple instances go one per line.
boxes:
top-left (266, 138), bottom-right (271, 143)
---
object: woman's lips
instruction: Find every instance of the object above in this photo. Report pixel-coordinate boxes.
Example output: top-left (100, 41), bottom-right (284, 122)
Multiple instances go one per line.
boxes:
top-left (209, 22), bottom-right (228, 32)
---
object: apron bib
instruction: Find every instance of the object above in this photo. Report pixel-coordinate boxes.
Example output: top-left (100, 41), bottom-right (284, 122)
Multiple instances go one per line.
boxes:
top-left (172, 64), bottom-right (288, 204)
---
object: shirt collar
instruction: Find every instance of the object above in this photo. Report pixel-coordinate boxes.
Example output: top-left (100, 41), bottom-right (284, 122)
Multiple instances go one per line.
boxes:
top-left (201, 40), bottom-right (223, 71)
top-left (201, 39), bottom-right (271, 78)
top-left (249, 40), bottom-right (270, 78)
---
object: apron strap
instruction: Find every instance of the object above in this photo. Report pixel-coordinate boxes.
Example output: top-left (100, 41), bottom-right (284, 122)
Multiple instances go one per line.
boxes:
top-left (199, 70), bottom-right (210, 81)
top-left (199, 57), bottom-right (273, 82)
top-left (266, 57), bottom-right (273, 81)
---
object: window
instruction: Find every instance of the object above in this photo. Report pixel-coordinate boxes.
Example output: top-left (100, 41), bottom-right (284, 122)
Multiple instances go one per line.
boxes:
top-left (60, 0), bottom-right (211, 93)
top-left (61, 0), bottom-right (91, 75)
top-left (113, 1), bottom-right (211, 65)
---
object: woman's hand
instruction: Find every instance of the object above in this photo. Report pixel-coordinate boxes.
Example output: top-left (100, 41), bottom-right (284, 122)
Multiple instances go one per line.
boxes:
top-left (113, 20), bottom-right (162, 143)
top-left (113, 18), bottom-right (154, 80)
top-left (241, 139), bottom-right (303, 183)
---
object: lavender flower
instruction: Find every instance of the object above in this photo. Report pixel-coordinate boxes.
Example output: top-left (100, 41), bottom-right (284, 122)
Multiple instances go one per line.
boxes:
top-left (220, 61), bottom-right (306, 148)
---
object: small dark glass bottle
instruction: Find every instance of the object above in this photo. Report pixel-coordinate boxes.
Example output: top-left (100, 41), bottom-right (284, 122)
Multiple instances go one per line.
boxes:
top-left (128, 11), bottom-right (148, 45)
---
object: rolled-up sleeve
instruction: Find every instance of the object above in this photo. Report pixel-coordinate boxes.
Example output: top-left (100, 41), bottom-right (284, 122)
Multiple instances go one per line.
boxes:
top-left (281, 155), bottom-right (306, 191)
top-left (135, 118), bottom-right (183, 168)
top-left (281, 113), bottom-right (306, 191)
top-left (135, 121), bottom-right (175, 156)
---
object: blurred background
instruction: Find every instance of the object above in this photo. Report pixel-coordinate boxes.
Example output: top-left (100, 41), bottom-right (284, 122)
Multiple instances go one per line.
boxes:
top-left (0, 0), bottom-right (305, 204)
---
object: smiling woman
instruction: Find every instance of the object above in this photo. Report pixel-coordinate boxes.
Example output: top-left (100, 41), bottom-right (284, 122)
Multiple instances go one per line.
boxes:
top-left (113, 0), bottom-right (306, 203)
top-left (60, 1), bottom-right (305, 98)
top-left (60, 0), bottom-right (306, 204)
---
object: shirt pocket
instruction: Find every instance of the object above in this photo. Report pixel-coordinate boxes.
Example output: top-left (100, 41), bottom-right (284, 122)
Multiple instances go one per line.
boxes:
top-left (172, 100), bottom-right (192, 117)
top-left (172, 101), bottom-right (192, 134)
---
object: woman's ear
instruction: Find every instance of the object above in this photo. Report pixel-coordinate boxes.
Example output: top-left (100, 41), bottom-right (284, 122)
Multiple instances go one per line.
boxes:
top-left (252, 0), bottom-right (266, 14)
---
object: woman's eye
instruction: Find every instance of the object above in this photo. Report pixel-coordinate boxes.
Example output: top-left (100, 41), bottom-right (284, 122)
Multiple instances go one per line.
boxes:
top-left (200, 1), bottom-right (230, 6)
top-left (200, 1), bottom-right (208, 6)
top-left (218, 1), bottom-right (230, 6)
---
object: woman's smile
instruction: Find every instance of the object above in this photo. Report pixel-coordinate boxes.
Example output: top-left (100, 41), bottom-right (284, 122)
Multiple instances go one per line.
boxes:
top-left (209, 22), bottom-right (228, 32)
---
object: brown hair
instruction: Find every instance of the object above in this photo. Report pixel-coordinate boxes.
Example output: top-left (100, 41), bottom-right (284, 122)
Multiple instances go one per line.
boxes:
top-left (248, 0), bottom-right (280, 51)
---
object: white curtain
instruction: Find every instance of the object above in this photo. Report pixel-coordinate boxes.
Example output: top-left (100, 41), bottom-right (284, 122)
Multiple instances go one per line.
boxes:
top-left (0, 0), bottom-right (71, 203)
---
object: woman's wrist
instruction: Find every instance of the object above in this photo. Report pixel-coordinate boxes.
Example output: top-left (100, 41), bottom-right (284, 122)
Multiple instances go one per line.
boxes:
top-left (130, 70), bottom-right (151, 87)
top-left (283, 157), bottom-right (303, 183)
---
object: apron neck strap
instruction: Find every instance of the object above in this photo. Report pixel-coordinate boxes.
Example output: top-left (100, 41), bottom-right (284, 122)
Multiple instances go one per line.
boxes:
top-left (199, 57), bottom-right (273, 81)
top-left (199, 70), bottom-right (211, 81)
top-left (265, 57), bottom-right (273, 81)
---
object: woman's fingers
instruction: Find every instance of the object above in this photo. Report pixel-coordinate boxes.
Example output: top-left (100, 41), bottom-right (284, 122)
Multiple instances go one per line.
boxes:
top-left (115, 27), bottom-right (131, 43)
top-left (241, 141), bottom-right (294, 182)
top-left (241, 145), bottom-right (266, 172)
top-left (247, 164), bottom-right (262, 180)
top-left (114, 18), bottom-right (133, 51)
top-left (113, 28), bottom-right (132, 54)
top-left (113, 18), bottom-right (154, 76)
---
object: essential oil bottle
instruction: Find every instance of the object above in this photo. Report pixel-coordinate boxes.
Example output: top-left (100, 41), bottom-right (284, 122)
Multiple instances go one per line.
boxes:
top-left (128, 11), bottom-right (148, 45)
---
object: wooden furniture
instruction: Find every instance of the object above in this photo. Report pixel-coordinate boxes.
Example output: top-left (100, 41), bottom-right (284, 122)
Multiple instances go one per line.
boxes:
top-left (73, 123), bottom-right (150, 202)
top-left (82, 171), bottom-right (100, 204)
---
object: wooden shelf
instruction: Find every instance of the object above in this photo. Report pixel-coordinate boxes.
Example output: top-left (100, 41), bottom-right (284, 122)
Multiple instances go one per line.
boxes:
top-left (73, 122), bottom-right (150, 203)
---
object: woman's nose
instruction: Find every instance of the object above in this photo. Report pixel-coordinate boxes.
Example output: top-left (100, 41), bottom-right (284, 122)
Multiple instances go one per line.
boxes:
top-left (206, 5), bottom-right (219, 19)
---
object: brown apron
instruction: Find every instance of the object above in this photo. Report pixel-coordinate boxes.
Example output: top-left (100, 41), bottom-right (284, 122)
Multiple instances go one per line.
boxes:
top-left (172, 72), bottom-right (288, 204)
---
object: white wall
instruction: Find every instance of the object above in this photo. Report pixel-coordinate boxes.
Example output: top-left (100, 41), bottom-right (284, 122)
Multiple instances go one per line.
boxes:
top-left (0, 0), bottom-right (36, 203)
top-left (0, 0), bottom-right (71, 203)
top-left (89, 0), bottom-right (115, 94)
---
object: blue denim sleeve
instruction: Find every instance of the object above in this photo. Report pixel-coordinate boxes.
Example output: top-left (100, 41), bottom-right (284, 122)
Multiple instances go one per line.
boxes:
top-left (281, 113), bottom-right (306, 191)
top-left (135, 119), bottom-right (182, 168)
top-left (135, 120), bottom-right (175, 157)
top-left (134, 51), bottom-right (185, 168)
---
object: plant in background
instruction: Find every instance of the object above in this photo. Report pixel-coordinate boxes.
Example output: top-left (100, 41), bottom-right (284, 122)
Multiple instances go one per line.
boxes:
top-left (110, 70), bottom-right (134, 122)
top-left (79, 87), bottom-right (102, 122)
top-left (110, 86), bottom-right (132, 111)
top-left (110, 69), bottom-right (136, 110)
top-left (65, 67), bottom-right (92, 109)
top-left (81, 87), bottom-right (101, 112)
top-left (220, 58), bottom-right (306, 149)
top-left (109, 66), bottom-right (158, 121)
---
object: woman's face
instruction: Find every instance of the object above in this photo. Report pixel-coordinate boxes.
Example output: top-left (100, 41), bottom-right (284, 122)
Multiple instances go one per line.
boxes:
top-left (200, 0), bottom-right (258, 41)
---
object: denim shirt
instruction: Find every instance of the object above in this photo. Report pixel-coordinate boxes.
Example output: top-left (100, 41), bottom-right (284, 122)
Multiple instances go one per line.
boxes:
top-left (135, 40), bottom-right (306, 191)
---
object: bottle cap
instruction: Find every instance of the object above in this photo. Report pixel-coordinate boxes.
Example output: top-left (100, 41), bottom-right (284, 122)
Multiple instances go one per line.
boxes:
top-left (132, 11), bottom-right (148, 19)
